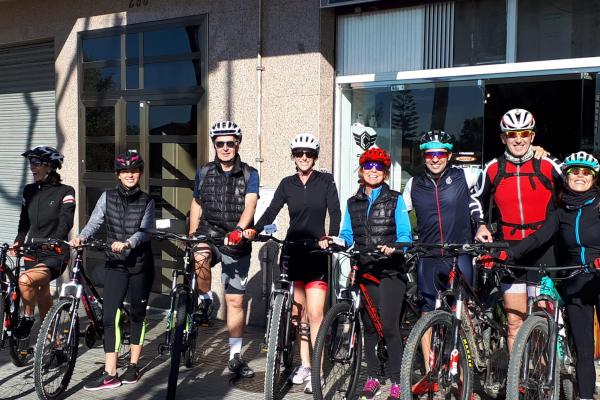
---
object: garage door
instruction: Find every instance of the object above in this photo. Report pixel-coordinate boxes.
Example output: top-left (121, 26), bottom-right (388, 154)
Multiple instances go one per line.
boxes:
top-left (0, 41), bottom-right (56, 244)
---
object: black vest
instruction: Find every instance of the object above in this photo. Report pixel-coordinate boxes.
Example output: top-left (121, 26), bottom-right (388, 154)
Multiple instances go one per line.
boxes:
top-left (105, 186), bottom-right (152, 272)
top-left (197, 156), bottom-right (254, 257)
top-left (347, 183), bottom-right (398, 251)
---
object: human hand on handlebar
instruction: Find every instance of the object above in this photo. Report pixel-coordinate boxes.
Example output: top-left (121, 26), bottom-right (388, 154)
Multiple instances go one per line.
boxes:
top-left (225, 229), bottom-right (243, 246)
top-left (593, 257), bottom-right (600, 271)
top-left (10, 241), bottom-right (22, 257)
top-left (377, 244), bottom-right (397, 257)
top-left (111, 241), bottom-right (131, 253)
top-left (69, 237), bottom-right (86, 248)
top-left (475, 224), bottom-right (493, 243)
top-left (243, 228), bottom-right (257, 241)
top-left (478, 250), bottom-right (509, 269)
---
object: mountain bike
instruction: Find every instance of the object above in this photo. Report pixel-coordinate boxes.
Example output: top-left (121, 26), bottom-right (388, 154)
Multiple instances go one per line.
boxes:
top-left (0, 242), bottom-right (34, 366)
top-left (311, 243), bottom-right (417, 400)
top-left (505, 264), bottom-right (586, 400)
top-left (33, 239), bottom-right (131, 400)
top-left (141, 226), bottom-right (210, 400)
top-left (400, 242), bottom-right (510, 400)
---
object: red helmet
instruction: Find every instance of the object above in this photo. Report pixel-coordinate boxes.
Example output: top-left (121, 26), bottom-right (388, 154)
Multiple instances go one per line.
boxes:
top-left (359, 148), bottom-right (391, 168)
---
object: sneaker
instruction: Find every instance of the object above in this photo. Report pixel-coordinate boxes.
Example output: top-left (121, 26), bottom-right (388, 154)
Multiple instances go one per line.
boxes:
top-left (120, 363), bottom-right (141, 384)
top-left (192, 298), bottom-right (213, 325)
top-left (304, 376), bottom-right (324, 394)
top-left (228, 353), bottom-right (255, 378)
top-left (14, 316), bottom-right (34, 339)
top-left (290, 365), bottom-right (311, 384)
top-left (84, 371), bottom-right (122, 391)
top-left (387, 382), bottom-right (400, 399)
top-left (360, 377), bottom-right (381, 399)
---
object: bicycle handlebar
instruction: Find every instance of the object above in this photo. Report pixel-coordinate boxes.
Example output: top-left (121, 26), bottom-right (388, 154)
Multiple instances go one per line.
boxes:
top-left (139, 227), bottom-right (211, 244)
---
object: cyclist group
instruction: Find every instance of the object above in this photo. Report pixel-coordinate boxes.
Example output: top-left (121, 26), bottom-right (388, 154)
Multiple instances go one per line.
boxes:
top-left (10, 106), bottom-right (600, 400)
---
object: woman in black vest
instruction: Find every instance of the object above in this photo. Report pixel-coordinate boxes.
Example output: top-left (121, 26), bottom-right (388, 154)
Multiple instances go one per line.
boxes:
top-left (339, 148), bottom-right (412, 400)
top-left (14, 146), bottom-right (75, 339)
top-left (71, 150), bottom-right (155, 391)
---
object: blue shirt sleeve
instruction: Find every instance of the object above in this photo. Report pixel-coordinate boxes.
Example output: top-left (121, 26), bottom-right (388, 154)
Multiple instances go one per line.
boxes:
top-left (246, 170), bottom-right (260, 194)
top-left (339, 207), bottom-right (353, 247)
top-left (395, 196), bottom-right (412, 244)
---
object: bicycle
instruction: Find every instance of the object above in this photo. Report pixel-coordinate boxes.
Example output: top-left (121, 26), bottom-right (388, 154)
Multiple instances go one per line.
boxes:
top-left (504, 264), bottom-right (586, 400)
top-left (399, 242), bottom-right (510, 400)
top-left (33, 239), bottom-right (131, 400)
top-left (141, 226), bottom-right (210, 400)
top-left (0, 242), bottom-right (36, 366)
top-left (311, 243), bottom-right (417, 400)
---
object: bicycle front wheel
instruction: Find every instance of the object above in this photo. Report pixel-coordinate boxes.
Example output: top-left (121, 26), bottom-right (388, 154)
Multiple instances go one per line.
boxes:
top-left (264, 293), bottom-right (290, 400)
top-left (400, 310), bottom-right (473, 400)
top-left (312, 301), bottom-right (362, 400)
top-left (506, 315), bottom-right (559, 400)
top-left (33, 298), bottom-right (79, 400)
top-left (166, 290), bottom-right (188, 400)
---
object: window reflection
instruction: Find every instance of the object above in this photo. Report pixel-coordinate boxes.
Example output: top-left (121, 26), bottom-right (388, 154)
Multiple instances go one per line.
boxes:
top-left (144, 26), bottom-right (201, 57)
top-left (144, 60), bottom-right (201, 90)
top-left (83, 67), bottom-right (120, 93)
top-left (82, 36), bottom-right (120, 61)
top-left (85, 107), bottom-right (115, 137)
top-left (126, 33), bottom-right (139, 60)
top-left (126, 65), bottom-right (139, 89)
top-left (149, 143), bottom-right (197, 181)
top-left (126, 102), bottom-right (140, 136)
top-left (85, 143), bottom-right (115, 172)
top-left (149, 105), bottom-right (197, 135)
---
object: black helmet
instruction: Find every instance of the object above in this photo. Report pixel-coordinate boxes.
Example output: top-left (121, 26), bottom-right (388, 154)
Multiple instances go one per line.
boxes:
top-left (419, 130), bottom-right (454, 151)
top-left (22, 146), bottom-right (64, 169)
top-left (115, 150), bottom-right (144, 172)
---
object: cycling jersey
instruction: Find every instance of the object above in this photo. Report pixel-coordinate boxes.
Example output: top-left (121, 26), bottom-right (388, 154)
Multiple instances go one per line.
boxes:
top-left (474, 154), bottom-right (561, 240)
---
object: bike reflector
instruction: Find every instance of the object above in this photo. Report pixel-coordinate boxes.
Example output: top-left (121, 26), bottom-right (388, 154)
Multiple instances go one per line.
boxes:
top-left (264, 224), bottom-right (277, 235)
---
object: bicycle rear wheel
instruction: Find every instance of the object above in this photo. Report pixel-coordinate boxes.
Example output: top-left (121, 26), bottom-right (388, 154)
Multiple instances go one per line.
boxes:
top-left (166, 290), bottom-right (188, 400)
top-left (400, 310), bottom-right (474, 400)
top-left (312, 301), bottom-right (362, 400)
top-left (2, 297), bottom-right (32, 367)
top-left (33, 299), bottom-right (79, 400)
top-left (506, 315), bottom-right (559, 400)
top-left (264, 293), bottom-right (290, 400)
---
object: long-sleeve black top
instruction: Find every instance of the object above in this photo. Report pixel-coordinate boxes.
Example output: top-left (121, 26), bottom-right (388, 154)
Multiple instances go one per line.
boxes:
top-left (254, 170), bottom-right (341, 241)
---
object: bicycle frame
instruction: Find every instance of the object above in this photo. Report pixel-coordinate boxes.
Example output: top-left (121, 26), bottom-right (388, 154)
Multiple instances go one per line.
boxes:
top-left (0, 244), bottom-right (23, 343)
top-left (264, 248), bottom-right (294, 348)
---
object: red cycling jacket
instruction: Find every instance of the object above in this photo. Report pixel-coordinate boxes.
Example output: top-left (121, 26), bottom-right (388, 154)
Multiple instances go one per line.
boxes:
top-left (474, 155), bottom-right (562, 240)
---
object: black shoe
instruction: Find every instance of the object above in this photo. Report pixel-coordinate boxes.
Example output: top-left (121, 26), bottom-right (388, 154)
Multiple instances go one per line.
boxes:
top-left (84, 371), bottom-right (122, 391)
top-left (121, 363), bottom-right (141, 384)
top-left (228, 353), bottom-right (255, 378)
top-left (14, 316), bottom-right (34, 339)
top-left (192, 298), bottom-right (213, 325)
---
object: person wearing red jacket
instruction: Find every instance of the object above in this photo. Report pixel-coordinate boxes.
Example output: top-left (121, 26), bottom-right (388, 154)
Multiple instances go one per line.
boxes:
top-left (473, 108), bottom-right (561, 351)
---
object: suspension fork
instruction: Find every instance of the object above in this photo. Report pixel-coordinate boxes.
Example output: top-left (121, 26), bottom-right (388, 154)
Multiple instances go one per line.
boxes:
top-left (165, 269), bottom-right (180, 345)
top-left (448, 290), bottom-right (464, 378)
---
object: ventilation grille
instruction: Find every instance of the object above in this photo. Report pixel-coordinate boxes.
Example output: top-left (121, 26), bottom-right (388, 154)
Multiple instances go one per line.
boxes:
top-left (424, 2), bottom-right (454, 69)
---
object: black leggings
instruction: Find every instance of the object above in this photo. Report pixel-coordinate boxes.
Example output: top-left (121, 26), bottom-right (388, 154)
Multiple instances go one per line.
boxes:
top-left (103, 267), bottom-right (154, 353)
top-left (360, 271), bottom-right (406, 382)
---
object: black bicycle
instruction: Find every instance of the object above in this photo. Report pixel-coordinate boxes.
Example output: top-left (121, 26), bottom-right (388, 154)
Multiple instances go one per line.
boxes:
top-left (141, 227), bottom-right (210, 400)
top-left (504, 264), bottom-right (586, 400)
top-left (33, 239), bottom-right (131, 400)
top-left (0, 242), bottom-right (35, 366)
top-left (400, 242), bottom-right (510, 400)
top-left (311, 244), bottom-right (418, 400)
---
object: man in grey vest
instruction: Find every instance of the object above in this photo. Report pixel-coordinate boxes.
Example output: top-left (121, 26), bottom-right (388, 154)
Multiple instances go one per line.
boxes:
top-left (189, 120), bottom-right (259, 378)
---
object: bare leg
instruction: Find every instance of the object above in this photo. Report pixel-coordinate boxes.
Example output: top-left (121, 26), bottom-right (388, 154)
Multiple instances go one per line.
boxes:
top-left (293, 286), bottom-right (309, 367)
top-left (18, 266), bottom-right (52, 317)
top-left (193, 244), bottom-right (212, 294)
top-left (225, 293), bottom-right (245, 338)
top-left (504, 292), bottom-right (528, 352)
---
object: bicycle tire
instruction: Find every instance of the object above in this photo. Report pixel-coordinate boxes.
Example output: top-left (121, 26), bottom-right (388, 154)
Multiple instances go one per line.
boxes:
top-left (506, 315), bottom-right (559, 400)
top-left (184, 325), bottom-right (197, 369)
top-left (311, 301), bottom-right (362, 400)
top-left (33, 299), bottom-right (79, 400)
top-left (482, 326), bottom-right (509, 399)
top-left (400, 310), bottom-right (474, 400)
top-left (166, 290), bottom-right (188, 400)
top-left (264, 293), bottom-right (288, 400)
top-left (4, 297), bottom-right (31, 367)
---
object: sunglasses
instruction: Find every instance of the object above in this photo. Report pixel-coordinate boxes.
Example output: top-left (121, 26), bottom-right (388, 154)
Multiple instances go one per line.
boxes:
top-left (214, 140), bottom-right (238, 149)
top-left (424, 151), bottom-right (449, 160)
top-left (567, 167), bottom-right (596, 177)
top-left (29, 159), bottom-right (48, 167)
top-left (504, 130), bottom-right (533, 139)
top-left (292, 149), bottom-right (318, 159)
top-left (361, 161), bottom-right (385, 171)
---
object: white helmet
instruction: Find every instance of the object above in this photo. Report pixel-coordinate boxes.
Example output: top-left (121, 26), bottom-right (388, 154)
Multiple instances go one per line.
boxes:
top-left (500, 108), bottom-right (536, 132)
top-left (290, 133), bottom-right (320, 152)
top-left (209, 121), bottom-right (242, 141)
top-left (562, 151), bottom-right (600, 173)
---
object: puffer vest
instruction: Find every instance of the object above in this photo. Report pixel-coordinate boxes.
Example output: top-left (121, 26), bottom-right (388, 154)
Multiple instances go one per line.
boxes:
top-left (105, 187), bottom-right (152, 272)
top-left (347, 183), bottom-right (398, 251)
top-left (197, 157), bottom-right (253, 257)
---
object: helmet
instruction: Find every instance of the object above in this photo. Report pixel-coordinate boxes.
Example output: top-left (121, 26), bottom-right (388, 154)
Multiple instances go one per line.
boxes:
top-left (419, 130), bottom-right (454, 151)
top-left (209, 121), bottom-right (242, 141)
top-left (562, 151), bottom-right (600, 173)
top-left (115, 150), bottom-right (144, 172)
top-left (290, 133), bottom-right (320, 152)
top-left (22, 146), bottom-right (64, 169)
top-left (500, 108), bottom-right (536, 132)
top-left (359, 147), bottom-right (391, 169)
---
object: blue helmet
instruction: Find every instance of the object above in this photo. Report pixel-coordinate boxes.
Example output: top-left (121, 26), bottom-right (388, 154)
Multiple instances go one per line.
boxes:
top-left (562, 151), bottom-right (599, 173)
top-left (419, 131), bottom-right (454, 151)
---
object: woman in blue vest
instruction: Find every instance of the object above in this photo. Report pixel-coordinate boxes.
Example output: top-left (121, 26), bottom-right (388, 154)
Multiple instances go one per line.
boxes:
top-left (339, 148), bottom-right (412, 400)
top-left (71, 150), bottom-right (155, 391)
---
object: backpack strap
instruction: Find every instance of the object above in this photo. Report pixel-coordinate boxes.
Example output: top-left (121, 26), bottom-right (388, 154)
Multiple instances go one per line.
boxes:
top-left (531, 157), bottom-right (554, 191)
top-left (195, 164), bottom-right (212, 200)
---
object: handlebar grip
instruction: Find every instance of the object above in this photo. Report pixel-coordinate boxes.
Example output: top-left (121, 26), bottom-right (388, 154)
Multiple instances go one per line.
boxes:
top-left (481, 241), bottom-right (509, 249)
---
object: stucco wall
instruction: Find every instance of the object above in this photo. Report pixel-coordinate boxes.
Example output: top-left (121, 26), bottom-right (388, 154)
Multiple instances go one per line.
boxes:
top-left (0, 0), bottom-right (336, 325)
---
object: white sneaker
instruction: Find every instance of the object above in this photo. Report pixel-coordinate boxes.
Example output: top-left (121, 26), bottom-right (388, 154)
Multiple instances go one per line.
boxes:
top-left (304, 376), bottom-right (324, 394)
top-left (290, 365), bottom-right (311, 384)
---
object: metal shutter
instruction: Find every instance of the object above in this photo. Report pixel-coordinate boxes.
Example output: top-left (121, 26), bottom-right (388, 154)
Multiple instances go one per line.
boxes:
top-left (0, 41), bottom-right (56, 244)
